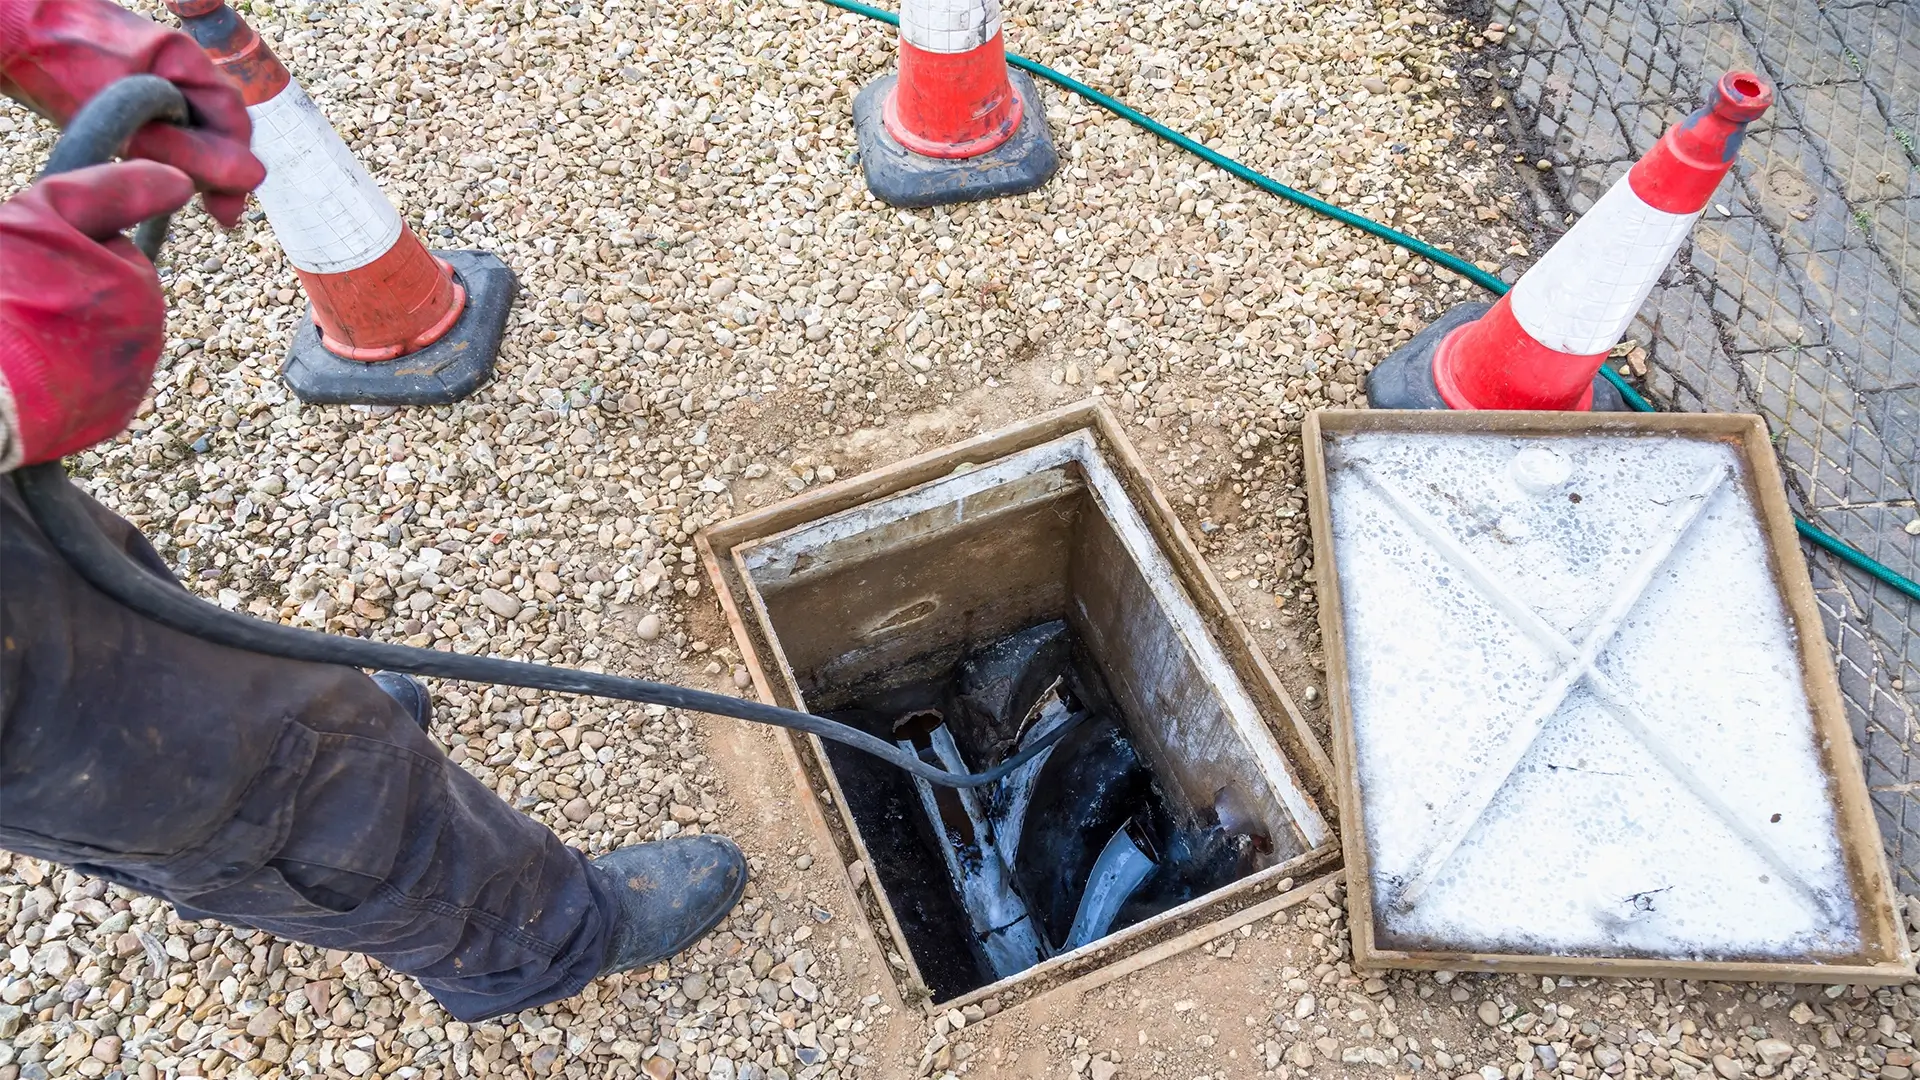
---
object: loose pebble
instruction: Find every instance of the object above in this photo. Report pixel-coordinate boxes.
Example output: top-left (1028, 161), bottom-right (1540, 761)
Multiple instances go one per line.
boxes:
top-left (0, 6), bottom-right (1910, 1080)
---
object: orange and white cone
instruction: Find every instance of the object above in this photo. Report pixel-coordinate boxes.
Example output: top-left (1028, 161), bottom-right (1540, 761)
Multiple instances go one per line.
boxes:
top-left (889, 0), bottom-right (1023, 158)
top-left (851, 0), bottom-right (1056, 207)
top-left (1369, 72), bottom-right (1773, 411)
top-left (166, 0), bottom-right (515, 405)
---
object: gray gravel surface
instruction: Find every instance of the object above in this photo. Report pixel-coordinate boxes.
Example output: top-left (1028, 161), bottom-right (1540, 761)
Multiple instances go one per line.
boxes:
top-left (1, 0), bottom-right (1913, 1078)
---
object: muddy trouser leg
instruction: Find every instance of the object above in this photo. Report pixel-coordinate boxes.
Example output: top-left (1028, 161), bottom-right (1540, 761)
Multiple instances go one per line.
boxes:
top-left (0, 474), bottom-right (615, 1021)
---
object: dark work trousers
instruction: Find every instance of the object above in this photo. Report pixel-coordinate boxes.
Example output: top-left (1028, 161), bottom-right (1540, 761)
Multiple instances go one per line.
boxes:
top-left (0, 473), bottom-right (616, 1021)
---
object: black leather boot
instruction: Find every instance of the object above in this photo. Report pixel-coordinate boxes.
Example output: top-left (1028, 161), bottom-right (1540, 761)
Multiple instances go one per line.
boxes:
top-left (370, 671), bottom-right (431, 732)
top-left (593, 835), bottom-right (747, 975)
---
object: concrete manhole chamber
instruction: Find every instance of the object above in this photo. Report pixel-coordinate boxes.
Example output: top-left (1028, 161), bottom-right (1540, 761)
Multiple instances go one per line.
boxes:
top-left (701, 403), bottom-right (1341, 1008)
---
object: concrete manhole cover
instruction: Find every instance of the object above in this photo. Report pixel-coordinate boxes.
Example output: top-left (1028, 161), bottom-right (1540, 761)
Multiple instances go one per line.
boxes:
top-left (1307, 410), bottom-right (1911, 982)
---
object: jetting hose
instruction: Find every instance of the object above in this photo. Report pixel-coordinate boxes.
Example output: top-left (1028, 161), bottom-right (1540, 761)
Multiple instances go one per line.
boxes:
top-left (815, 0), bottom-right (1920, 605)
top-left (16, 79), bottom-right (1094, 790)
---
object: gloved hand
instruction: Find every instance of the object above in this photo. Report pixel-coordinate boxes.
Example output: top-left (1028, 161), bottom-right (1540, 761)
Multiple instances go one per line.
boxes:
top-left (0, 0), bottom-right (265, 227)
top-left (0, 161), bottom-right (195, 468)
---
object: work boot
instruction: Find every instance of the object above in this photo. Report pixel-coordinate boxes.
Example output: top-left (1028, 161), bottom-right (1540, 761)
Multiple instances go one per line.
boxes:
top-left (370, 671), bottom-right (432, 732)
top-left (592, 836), bottom-right (747, 975)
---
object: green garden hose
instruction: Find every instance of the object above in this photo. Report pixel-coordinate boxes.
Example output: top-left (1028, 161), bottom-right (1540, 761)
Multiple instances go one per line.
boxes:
top-left (817, 0), bottom-right (1920, 605)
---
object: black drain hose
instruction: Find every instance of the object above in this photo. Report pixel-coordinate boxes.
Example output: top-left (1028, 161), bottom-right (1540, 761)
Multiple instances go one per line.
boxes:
top-left (14, 77), bottom-right (1081, 789)
top-left (41, 75), bottom-right (183, 260)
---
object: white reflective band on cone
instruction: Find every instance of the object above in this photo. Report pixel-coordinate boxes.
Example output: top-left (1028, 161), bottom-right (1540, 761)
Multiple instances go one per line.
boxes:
top-left (1507, 179), bottom-right (1699, 357)
top-left (899, 0), bottom-right (1001, 53)
top-left (247, 81), bottom-right (405, 275)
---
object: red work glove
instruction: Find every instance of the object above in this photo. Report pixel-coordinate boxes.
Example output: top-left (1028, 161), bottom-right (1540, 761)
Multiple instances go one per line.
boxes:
top-left (0, 161), bottom-right (195, 467)
top-left (0, 0), bottom-right (264, 227)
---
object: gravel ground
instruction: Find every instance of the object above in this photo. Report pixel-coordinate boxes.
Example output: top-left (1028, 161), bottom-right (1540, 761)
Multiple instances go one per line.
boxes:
top-left (0, 0), bottom-right (1914, 1078)
top-left (947, 878), bottom-right (1920, 1080)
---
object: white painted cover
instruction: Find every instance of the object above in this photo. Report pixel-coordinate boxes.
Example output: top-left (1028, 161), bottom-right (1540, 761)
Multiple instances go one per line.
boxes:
top-left (899, 0), bottom-right (1001, 54)
top-left (247, 81), bottom-right (404, 275)
top-left (1508, 178), bottom-right (1699, 356)
top-left (1325, 431), bottom-right (1860, 960)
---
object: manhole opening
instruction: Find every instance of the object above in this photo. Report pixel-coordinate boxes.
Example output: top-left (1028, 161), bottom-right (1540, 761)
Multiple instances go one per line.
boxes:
top-left (732, 428), bottom-right (1330, 1002)
top-left (821, 619), bottom-right (1274, 1000)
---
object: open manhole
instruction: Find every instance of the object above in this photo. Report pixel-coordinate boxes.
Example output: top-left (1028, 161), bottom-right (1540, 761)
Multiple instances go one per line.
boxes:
top-left (701, 403), bottom-right (1338, 1006)
top-left (1306, 409), bottom-right (1913, 983)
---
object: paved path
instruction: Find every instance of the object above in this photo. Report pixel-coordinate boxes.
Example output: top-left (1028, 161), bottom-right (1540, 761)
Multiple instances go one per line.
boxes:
top-left (1491, 0), bottom-right (1919, 890)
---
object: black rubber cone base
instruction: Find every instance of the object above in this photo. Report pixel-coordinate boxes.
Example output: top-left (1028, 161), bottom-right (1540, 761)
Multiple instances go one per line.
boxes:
top-left (1366, 302), bottom-right (1488, 409)
top-left (282, 250), bottom-right (517, 406)
top-left (1366, 300), bottom-right (1629, 412)
top-left (853, 68), bottom-right (1057, 209)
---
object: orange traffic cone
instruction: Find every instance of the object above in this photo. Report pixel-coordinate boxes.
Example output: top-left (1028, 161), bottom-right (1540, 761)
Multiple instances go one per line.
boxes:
top-left (1369, 72), bottom-right (1773, 411)
top-left (166, 0), bottom-right (517, 405)
top-left (852, 0), bottom-right (1056, 207)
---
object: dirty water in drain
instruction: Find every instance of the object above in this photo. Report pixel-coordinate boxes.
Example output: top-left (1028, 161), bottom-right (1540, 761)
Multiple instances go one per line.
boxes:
top-left (823, 619), bottom-right (1270, 1001)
